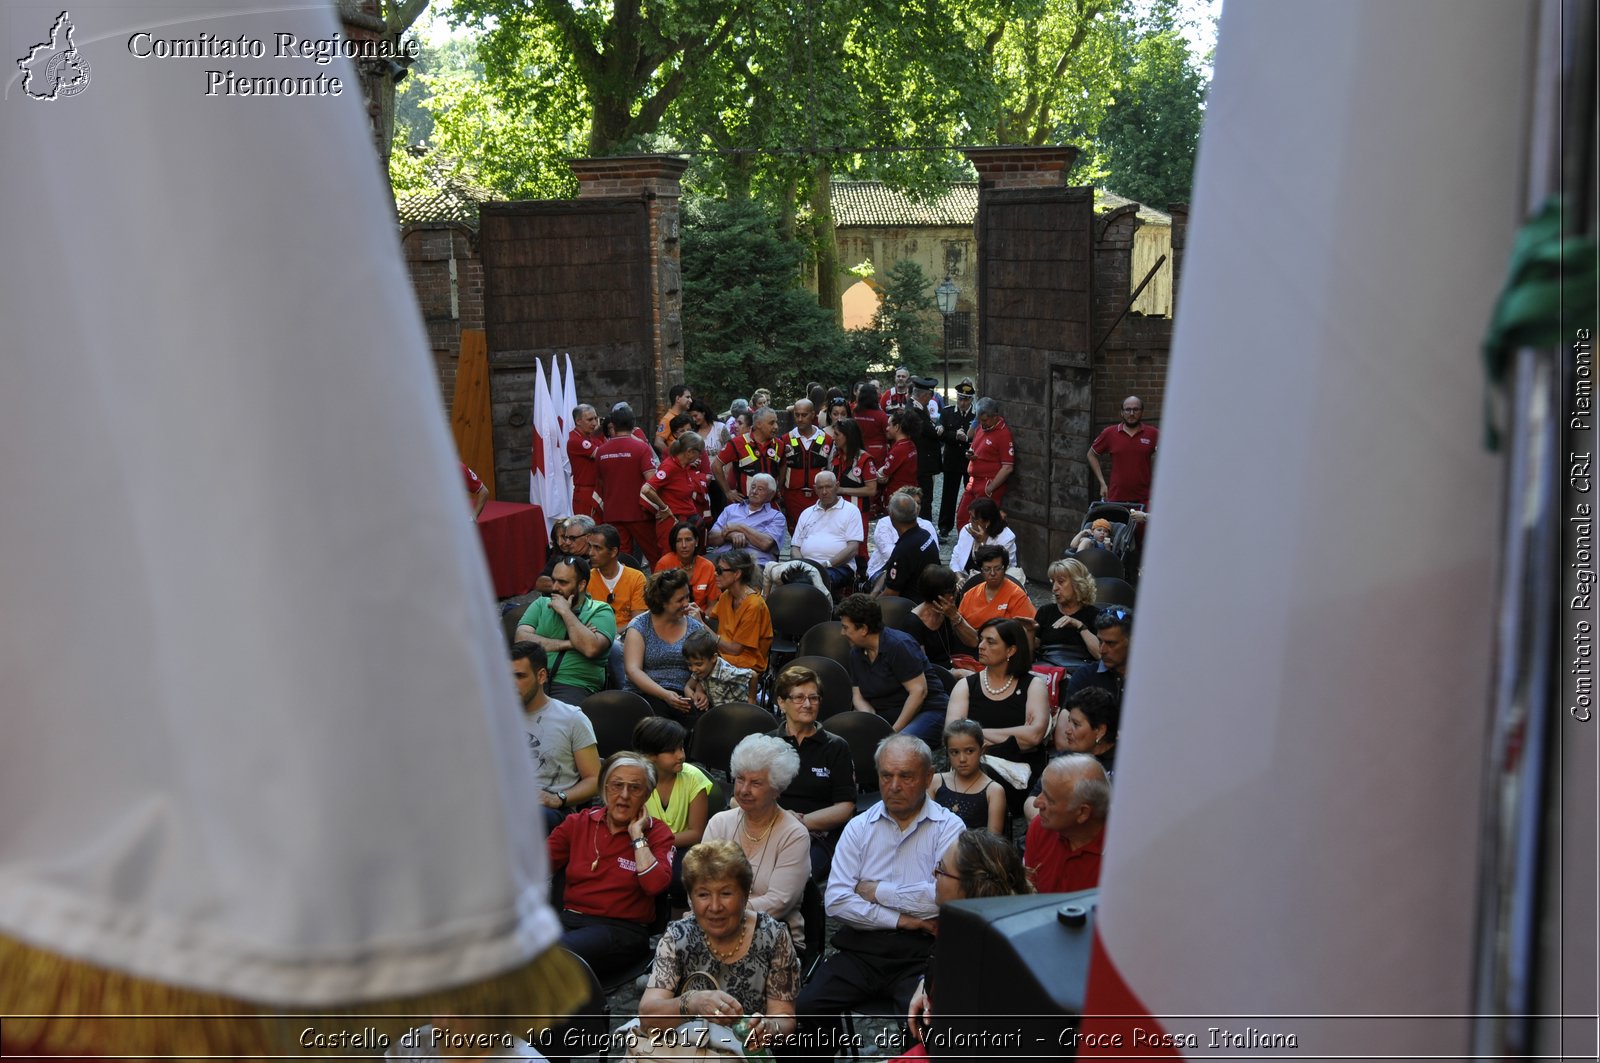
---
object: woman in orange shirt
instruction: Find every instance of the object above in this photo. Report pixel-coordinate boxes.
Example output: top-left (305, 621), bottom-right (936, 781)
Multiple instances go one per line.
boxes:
top-left (708, 549), bottom-right (773, 673)
top-left (958, 544), bottom-right (1038, 632)
top-left (655, 521), bottom-right (719, 617)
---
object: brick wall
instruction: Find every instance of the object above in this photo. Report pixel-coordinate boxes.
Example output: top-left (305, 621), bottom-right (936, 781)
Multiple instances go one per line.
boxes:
top-left (401, 222), bottom-right (482, 414)
top-left (1091, 205), bottom-right (1173, 429)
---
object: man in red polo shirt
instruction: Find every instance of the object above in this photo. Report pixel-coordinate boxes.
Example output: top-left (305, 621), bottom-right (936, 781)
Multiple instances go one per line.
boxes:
top-left (1088, 394), bottom-right (1160, 504)
top-left (781, 398), bottom-right (832, 528)
top-left (1025, 754), bottom-right (1109, 893)
top-left (566, 403), bottom-right (604, 518)
top-left (955, 396), bottom-right (1014, 528)
top-left (595, 404), bottom-right (658, 557)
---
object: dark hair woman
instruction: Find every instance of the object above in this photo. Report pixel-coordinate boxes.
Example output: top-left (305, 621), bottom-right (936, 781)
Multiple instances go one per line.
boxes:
top-left (640, 431), bottom-right (710, 563)
top-left (830, 417), bottom-right (878, 512)
top-left (907, 565), bottom-right (980, 673)
top-left (624, 568), bottom-right (710, 720)
top-left (836, 593), bottom-right (949, 744)
top-left (655, 519), bottom-right (719, 617)
top-left (851, 384), bottom-right (889, 464)
top-left (907, 829), bottom-right (1032, 1043)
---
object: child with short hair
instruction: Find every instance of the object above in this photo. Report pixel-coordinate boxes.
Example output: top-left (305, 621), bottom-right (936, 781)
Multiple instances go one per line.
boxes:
top-left (682, 630), bottom-right (755, 709)
top-left (631, 716), bottom-right (712, 902)
top-left (928, 718), bottom-right (1005, 833)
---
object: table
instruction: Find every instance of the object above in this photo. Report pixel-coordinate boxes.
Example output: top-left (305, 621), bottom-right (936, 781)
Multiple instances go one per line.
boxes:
top-left (476, 501), bottom-right (547, 598)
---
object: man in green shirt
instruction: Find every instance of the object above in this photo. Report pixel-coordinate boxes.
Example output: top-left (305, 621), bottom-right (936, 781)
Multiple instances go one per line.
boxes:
top-left (514, 554), bottom-right (616, 702)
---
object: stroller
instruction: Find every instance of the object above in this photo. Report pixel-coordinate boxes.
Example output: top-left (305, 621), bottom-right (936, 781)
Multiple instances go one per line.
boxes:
top-left (1075, 501), bottom-right (1141, 564)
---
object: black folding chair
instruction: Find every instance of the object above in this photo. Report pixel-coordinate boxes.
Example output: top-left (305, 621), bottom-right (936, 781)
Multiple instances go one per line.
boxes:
top-left (876, 595), bottom-right (916, 633)
top-left (797, 620), bottom-right (852, 670)
top-left (1094, 576), bottom-right (1137, 607)
top-left (687, 702), bottom-right (778, 779)
top-left (822, 711), bottom-right (895, 811)
top-left (529, 948), bottom-right (610, 1063)
top-left (580, 689), bottom-right (653, 760)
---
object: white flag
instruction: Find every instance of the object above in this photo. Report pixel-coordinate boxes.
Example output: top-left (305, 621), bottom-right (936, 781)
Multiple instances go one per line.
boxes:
top-left (0, 0), bottom-right (563, 1014)
top-left (1080, 1), bottom-right (1535, 1058)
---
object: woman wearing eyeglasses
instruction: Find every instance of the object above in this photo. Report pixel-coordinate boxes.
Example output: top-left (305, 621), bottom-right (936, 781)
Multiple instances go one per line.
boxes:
top-left (956, 544), bottom-right (1037, 632)
top-left (707, 548), bottom-right (772, 674)
top-left (767, 664), bottom-right (857, 882)
top-left (906, 830), bottom-right (1032, 1051)
top-left (546, 752), bottom-right (676, 980)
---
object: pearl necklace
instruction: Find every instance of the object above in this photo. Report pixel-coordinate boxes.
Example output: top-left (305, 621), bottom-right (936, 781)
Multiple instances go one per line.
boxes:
top-left (979, 668), bottom-right (1016, 696)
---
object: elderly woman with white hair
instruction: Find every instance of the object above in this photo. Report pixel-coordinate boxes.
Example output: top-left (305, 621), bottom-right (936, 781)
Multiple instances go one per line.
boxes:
top-left (703, 734), bottom-right (811, 941)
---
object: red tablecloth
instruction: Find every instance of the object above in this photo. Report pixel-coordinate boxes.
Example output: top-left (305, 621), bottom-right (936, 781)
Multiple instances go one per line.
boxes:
top-left (476, 501), bottom-right (547, 598)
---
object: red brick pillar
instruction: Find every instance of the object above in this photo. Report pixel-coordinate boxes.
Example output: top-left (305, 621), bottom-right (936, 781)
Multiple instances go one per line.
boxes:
top-left (965, 146), bottom-right (1080, 191)
top-left (568, 155), bottom-right (690, 407)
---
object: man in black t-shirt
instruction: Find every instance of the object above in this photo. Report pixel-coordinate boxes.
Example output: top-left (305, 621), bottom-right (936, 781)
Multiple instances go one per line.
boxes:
top-left (878, 492), bottom-right (940, 602)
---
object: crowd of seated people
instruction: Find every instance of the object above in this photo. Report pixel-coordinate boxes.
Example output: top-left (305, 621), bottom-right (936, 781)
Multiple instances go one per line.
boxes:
top-left (513, 378), bottom-right (1139, 1057)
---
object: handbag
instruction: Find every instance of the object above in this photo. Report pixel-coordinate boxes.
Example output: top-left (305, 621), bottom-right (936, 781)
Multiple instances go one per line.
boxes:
top-left (621, 970), bottom-right (775, 1063)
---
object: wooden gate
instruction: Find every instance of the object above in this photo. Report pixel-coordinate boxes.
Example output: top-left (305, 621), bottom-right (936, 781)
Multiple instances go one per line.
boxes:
top-left (481, 201), bottom-right (655, 503)
top-left (975, 187), bottom-right (1097, 566)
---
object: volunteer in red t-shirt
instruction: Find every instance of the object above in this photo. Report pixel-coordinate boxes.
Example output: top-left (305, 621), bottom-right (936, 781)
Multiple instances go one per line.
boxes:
top-left (874, 409), bottom-right (921, 513)
top-left (595, 404), bottom-right (659, 557)
top-left (851, 383), bottom-right (889, 465)
top-left (1088, 394), bottom-right (1160, 505)
top-left (640, 433), bottom-right (711, 561)
top-left (567, 403), bottom-right (604, 518)
top-left (954, 396), bottom-right (1015, 529)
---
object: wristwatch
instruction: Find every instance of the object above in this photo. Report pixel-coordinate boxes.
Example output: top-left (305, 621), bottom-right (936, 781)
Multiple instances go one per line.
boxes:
top-left (557, 790), bottom-right (568, 807)
top-left (633, 837), bottom-right (649, 849)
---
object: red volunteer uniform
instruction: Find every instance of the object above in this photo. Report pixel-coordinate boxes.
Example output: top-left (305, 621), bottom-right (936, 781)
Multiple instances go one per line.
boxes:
top-left (877, 436), bottom-right (919, 503)
top-left (781, 426), bottom-right (833, 528)
top-left (1090, 422), bottom-right (1160, 504)
top-left (596, 433), bottom-right (658, 555)
top-left (567, 429), bottom-right (603, 517)
top-left (955, 415), bottom-right (1015, 528)
top-left (718, 432), bottom-right (786, 497)
top-left (648, 456), bottom-right (710, 559)
top-left (1023, 819), bottom-right (1105, 894)
top-left (853, 409), bottom-right (889, 464)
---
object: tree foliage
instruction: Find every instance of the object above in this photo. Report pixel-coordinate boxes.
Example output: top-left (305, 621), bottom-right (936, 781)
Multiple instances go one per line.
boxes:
top-left (1095, 11), bottom-right (1206, 206)
top-left (855, 260), bottom-right (940, 376)
top-left (680, 198), bottom-right (869, 409)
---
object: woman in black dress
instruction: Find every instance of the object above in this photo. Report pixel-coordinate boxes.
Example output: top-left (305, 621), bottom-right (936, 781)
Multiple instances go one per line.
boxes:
top-left (944, 618), bottom-right (1050, 813)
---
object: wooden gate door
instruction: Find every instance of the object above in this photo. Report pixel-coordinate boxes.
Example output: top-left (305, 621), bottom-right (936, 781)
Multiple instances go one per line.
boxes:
top-left (975, 187), bottom-right (1097, 564)
top-left (480, 201), bottom-right (655, 502)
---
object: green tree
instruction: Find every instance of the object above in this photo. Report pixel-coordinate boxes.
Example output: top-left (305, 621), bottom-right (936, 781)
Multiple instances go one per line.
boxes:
top-left (965, 0), bottom-right (1130, 148)
top-left (1095, 16), bottom-right (1206, 206)
top-left (860, 260), bottom-right (939, 376)
top-left (680, 198), bottom-right (868, 409)
top-left (449, 0), bottom-right (750, 155)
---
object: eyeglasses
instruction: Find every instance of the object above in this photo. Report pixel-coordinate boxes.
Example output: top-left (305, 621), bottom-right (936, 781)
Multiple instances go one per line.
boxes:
top-left (1100, 607), bottom-right (1132, 621)
top-left (714, 567), bottom-right (735, 575)
top-left (932, 865), bottom-right (958, 881)
top-left (783, 693), bottom-right (822, 704)
top-left (605, 780), bottom-right (647, 795)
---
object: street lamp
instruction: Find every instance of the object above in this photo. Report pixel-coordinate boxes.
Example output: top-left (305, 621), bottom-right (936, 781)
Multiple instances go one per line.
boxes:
top-left (934, 276), bottom-right (959, 393)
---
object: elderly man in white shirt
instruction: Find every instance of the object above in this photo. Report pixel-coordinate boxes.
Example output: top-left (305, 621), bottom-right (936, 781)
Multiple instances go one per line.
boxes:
top-left (779, 471), bottom-right (863, 596)
top-left (792, 734), bottom-right (963, 1042)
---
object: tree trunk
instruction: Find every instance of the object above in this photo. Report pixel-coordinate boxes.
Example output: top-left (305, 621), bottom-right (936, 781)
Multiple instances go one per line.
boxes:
top-left (810, 161), bottom-right (840, 322)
